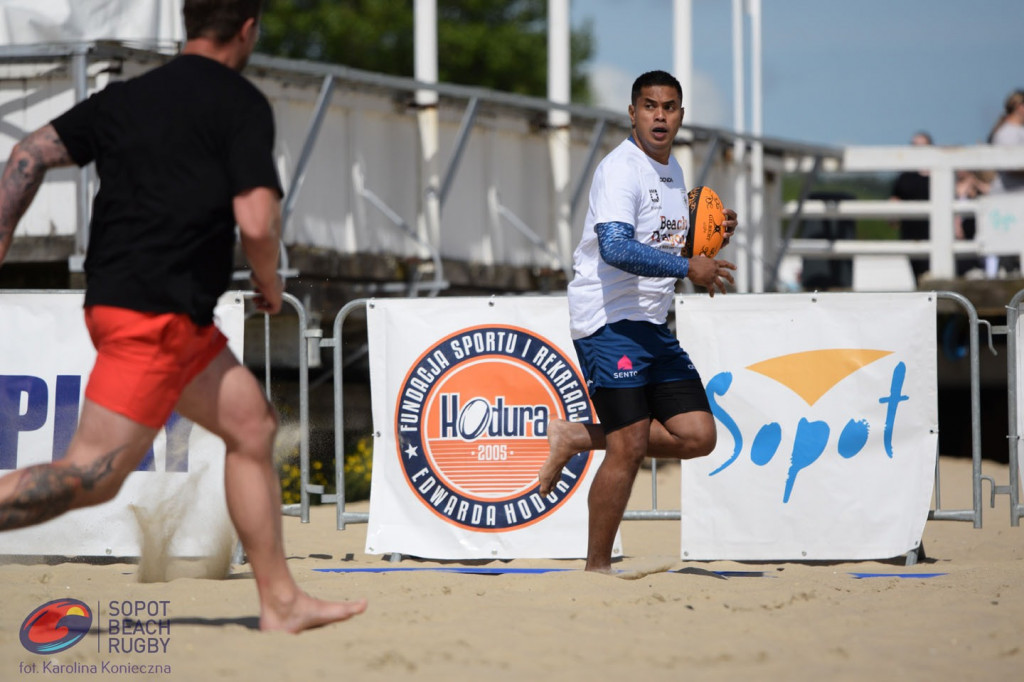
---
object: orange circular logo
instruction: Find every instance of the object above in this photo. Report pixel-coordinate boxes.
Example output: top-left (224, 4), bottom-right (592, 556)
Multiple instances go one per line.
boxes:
top-left (395, 325), bottom-right (594, 530)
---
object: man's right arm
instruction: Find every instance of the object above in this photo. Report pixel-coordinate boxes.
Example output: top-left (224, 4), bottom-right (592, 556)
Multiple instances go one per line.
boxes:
top-left (596, 222), bottom-right (735, 296)
top-left (233, 186), bottom-right (284, 314)
top-left (0, 125), bottom-right (74, 266)
top-left (596, 222), bottom-right (690, 278)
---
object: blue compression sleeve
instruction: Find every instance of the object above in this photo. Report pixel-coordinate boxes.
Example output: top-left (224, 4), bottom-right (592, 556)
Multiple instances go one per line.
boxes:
top-left (595, 222), bottom-right (689, 278)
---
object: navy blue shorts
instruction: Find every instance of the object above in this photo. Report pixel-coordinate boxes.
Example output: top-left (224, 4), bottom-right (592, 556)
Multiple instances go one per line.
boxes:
top-left (573, 319), bottom-right (701, 391)
top-left (573, 320), bottom-right (709, 432)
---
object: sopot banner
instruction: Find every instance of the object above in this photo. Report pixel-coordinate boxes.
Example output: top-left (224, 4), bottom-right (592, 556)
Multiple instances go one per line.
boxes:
top-left (365, 296), bottom-right (617, 560)
top-left (0, 291), bottom-right (243, 557)
top-left (675, 292), bottom-right (938, 561)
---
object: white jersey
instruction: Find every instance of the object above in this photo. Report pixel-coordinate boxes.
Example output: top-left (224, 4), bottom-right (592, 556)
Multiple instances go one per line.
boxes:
top-left (567, 138), bottom-right (689, 339)
top-left (991, 122), bottom-right (1024, 193)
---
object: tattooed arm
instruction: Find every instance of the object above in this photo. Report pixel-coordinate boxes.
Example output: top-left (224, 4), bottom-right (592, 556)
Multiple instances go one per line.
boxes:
top-left (0, 124), bottom-right (75, 266)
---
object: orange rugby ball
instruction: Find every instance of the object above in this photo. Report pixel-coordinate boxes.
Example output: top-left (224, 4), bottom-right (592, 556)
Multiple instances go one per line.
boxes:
top-left (684, 185), bottom-right (726, 258)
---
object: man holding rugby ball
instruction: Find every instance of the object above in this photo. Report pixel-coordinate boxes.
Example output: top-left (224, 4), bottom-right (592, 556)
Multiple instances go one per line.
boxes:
top-left (538, 70), bottom-right (738, 572)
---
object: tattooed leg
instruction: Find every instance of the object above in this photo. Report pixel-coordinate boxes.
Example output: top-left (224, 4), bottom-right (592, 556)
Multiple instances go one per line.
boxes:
top-left (0, 446), bottom-right (124, 530)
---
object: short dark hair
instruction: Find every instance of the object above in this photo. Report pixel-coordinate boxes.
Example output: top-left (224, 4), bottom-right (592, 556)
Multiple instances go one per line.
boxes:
top-left (184, 0), bottom-right (263, 43)
top-left (1004, 89), bottom-right (1024, 115)
top-left (631, 70), bottom-right (683, 107)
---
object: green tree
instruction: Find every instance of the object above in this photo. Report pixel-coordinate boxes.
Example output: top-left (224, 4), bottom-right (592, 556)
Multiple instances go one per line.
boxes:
top-left (259, 0), bottom-right (594, 103)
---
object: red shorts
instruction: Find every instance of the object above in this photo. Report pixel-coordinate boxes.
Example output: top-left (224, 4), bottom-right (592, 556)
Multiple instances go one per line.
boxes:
top-left (84, 306), bottom-right (228, 429)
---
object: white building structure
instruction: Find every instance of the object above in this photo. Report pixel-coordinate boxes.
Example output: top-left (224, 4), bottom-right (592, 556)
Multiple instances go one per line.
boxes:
top-left (1, 2), bottom-right (1023, 296)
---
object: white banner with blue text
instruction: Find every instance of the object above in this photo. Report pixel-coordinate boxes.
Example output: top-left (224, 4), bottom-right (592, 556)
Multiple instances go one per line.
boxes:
top-left (0, 291), bottom-right (244, 557)
top-left (364, 296), bottom-right (616, 560)
top-left (675, 292), bottom-right (938, 560)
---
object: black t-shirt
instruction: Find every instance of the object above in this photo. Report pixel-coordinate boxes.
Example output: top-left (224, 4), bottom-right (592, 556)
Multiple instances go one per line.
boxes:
top-left (891, 171), bottom-right (930, 241)
top-left (52, 54), bottom-right (282, 325)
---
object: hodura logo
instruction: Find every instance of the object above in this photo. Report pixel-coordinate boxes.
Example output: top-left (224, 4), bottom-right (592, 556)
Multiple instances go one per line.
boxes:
top-left (395, 325), bottom-right (594, 530)
top-left (19, 598), bottom-right (93, 654)
top-left (706, 348), bottom-right (910, 503)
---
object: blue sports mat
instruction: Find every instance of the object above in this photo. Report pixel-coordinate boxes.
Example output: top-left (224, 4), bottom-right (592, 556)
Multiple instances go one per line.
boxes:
top-left (315, 567), bottom-right (948, 578)
top-left (313, 567), bottom-right (572, 575)
top-left (314, 567), bottom-right (778, 577)
top-left (849, 572), bottom-right (947, 579)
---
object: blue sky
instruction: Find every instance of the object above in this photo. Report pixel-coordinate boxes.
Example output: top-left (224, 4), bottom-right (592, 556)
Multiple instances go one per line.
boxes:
top-left (573, 0), bottom-right (1023, 147)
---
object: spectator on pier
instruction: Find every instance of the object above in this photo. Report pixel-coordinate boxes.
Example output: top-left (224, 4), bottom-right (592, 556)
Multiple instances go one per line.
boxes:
top-left (890, 131), bottom-right (933, 281)
top-left (983, 89), bottom-right (1024, 277)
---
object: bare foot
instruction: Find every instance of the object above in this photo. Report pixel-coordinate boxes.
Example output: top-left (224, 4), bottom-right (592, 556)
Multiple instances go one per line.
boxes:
top-left (259, 591), bottom-right (367, 633)
top-left (538, 419), bottom-right (580, 496)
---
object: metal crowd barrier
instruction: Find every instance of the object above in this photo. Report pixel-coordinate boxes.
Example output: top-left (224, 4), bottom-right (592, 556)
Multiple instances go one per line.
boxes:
top-left (318, 298), bottom-right (372, 530)
top-left (1006, 288), bottom-right (1024, 526)
top-left (621, 292), bottom-right (990, 533)
top-left (623, 459), bottom-right (680, 522)
top-left (271, 292), bottom-right (1022, 535)
top-left (931, 292), bottom-right (984, 529)
top-left (238, 291), bottom-right (317, 523)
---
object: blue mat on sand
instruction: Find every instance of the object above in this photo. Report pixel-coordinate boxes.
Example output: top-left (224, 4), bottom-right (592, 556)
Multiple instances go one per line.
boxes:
top-left (315, 567), bottom-right (948, 579)
top-left (849, 572), bottom-right (947, 579)
top-left (314, 567), bottom-right (780, 577)
top-left (314, 567), bottom-right (573, 575)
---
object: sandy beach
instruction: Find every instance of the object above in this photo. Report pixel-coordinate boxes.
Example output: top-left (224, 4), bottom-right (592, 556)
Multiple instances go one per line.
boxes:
top-left (1, 455), bottom-right (1021, 681)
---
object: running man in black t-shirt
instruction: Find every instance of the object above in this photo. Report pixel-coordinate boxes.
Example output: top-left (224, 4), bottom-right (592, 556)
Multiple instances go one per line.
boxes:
top-left (0, 0), bottom-right (366, 632)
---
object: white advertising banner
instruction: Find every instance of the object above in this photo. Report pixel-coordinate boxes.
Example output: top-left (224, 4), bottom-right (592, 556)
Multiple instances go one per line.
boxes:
top-left (675, 292), bottom-right (938, 560)
top-left (365, 296), bottom-right (617, 560)
top-left (0, 1), bottom-right (183, 50)
top-left (0, 291), bottom-right (244, 557)
top-left (977, 194), bottom-right (1024, 259)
